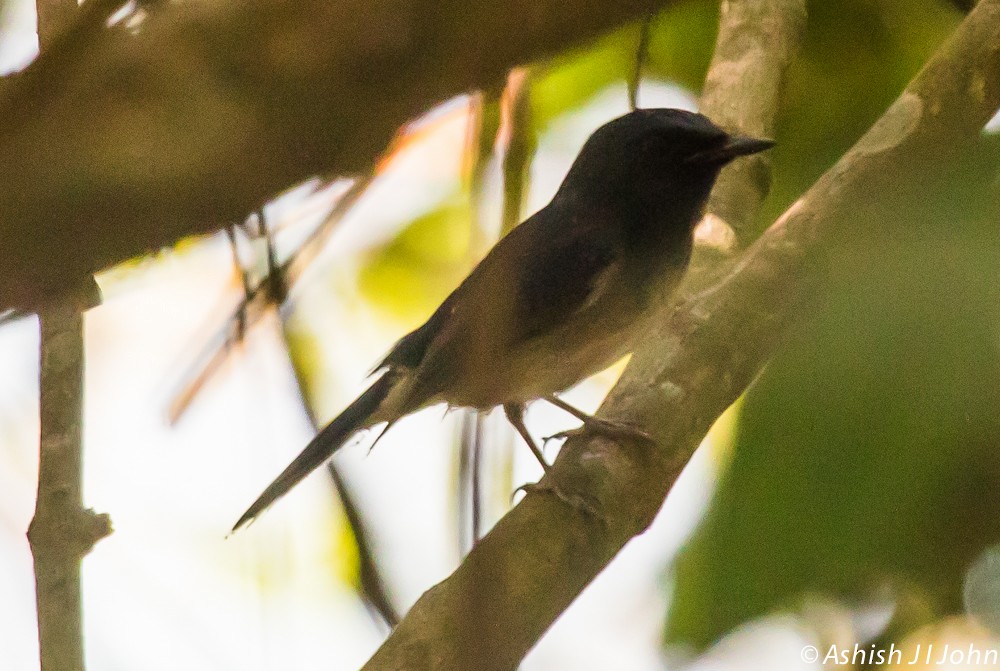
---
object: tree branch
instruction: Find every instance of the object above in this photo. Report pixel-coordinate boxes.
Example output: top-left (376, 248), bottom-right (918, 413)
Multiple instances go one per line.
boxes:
top-left (0, 0), bottom-right (670, 310)
top-left (699, 0), bottom-right (806, 249)
top-left (28, 291), bottom-right (112, 671)
top-left (34, 0), bottom-right (76, 49)
top-left (26, 5), bottom-right (113, 671)
top-left (360, 1), bottom-right (1000, 669)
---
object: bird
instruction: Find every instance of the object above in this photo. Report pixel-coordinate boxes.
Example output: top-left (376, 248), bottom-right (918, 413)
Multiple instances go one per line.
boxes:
top-left (232, 108), bottom-right (773, 531)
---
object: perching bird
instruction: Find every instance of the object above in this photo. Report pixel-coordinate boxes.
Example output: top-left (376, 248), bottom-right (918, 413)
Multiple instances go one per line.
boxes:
top-left (233, 108), bottom-right (773, 531)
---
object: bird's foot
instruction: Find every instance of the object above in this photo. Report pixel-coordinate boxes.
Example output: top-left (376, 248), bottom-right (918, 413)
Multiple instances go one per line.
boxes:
top-left (514, 480), bottom-right (604, 521)
top-left (542, 395), bottom-right (654, 448)
top-left (544, 416), bottom-right (654, 448)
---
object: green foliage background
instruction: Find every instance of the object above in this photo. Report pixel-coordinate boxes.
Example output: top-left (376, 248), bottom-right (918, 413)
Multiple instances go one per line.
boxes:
top-left (650, 0), bottom-right (1000, 651)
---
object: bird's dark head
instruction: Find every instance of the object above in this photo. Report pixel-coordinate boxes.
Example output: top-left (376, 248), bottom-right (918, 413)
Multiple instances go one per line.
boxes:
top-left (558, 108), bottom-right (774, 226)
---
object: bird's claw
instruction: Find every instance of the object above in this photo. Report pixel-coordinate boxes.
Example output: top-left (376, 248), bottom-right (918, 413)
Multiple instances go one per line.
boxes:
top-left (542, 430), bottom-right (572, 447)
top-left (544, 417), bottom-right (655, 448)
top-left (513, 481), bottom-right (604, 521)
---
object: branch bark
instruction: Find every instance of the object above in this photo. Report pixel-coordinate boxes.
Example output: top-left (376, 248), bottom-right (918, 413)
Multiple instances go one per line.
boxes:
top-left (699, 0), bottom-right (806, 249)
top-left (28, 293), bottom-right (112, 671)
top-left (0, 0), bottom-right (670, 310)
top-left (26, 6), bottom-right (112, 671)
top-left (360, 1), bottom-right (1000, 669)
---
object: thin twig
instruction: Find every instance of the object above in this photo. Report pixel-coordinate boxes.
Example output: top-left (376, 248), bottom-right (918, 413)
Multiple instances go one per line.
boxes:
top-left (250, 183), bottom-right (400, 631)
top-left (458, 411), bottom-right (486, 551)
top-left (629, 9), bottom-right (656, 111)
top-left (327, 464), bottom-right (401, 629)
top-left (273, 314), bottom-right (402, 630)
top-left (29, 296), bottom-right (112, 671)
top-left (168, 174), bottom-right (374, 423)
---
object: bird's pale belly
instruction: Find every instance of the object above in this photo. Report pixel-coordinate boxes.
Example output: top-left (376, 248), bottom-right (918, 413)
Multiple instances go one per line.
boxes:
top-left (442, 301), bottom-right (648, 409)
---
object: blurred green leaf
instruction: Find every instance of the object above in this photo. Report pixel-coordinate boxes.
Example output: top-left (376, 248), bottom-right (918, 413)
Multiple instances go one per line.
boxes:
top-left (666, 136), bottom-right (1000, 649)
top-left (760, 0), bottom-right (961, 233)
top-left (530, 0), bottom-right (718, 133)
top-left (643, 0), bottom-right (719, 93)
top-left (531, 27), bottom-right (637, 132)
top-left (358, 197), bottom-right (475, 323)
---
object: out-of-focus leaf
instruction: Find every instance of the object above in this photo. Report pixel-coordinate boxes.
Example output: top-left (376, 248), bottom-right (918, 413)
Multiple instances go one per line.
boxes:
top-left (642, 0), bottom-right (719, 93)
top-left (665, 140), bottom-right (1000, 650)
top-left (530, 25), bottom-right (638, 132)
top-left (282, 320), bottom-right (327, 418)
top-left (530, 0), bottom-right (720, 134)
top-left (759, 0), bottom-right (960, 234)
top-left (358, 198), bottom-right (475, 323)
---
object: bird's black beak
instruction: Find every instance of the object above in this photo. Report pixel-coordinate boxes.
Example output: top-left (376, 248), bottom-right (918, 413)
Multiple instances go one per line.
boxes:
top-left (686, 135), bottom-right (775, 165)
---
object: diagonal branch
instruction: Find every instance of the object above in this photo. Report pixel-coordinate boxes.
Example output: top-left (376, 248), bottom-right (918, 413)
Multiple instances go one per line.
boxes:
top-left (360, 1), bottom-right (1000, 669)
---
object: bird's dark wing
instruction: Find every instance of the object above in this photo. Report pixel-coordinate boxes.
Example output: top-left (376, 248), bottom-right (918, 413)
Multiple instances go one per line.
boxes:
top-left (512, 218), bottom-right (618, 343)
top-left (373, 204), bottom-right (618, 385)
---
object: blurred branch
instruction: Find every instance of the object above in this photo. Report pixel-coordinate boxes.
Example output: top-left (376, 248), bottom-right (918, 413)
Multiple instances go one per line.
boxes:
top-left (326, 463), bottom-right (401, 630)
top-left (26, 4), bottom-right (113, 671)
top-left (361, 1), bottom-right (1000, 669)
top-left (698, 0), bottom-right (807, 249)
top-left (628, 9), bottom-right (655, 110)
top-left (278, 308), bottom-right (402, 634)
top-left (28, 298), bottom-right (112, 671)
top-left (947, 0), bottom-right (977, 11)
top-left (168, 174), bottom-right (374, 423)
top-left (0, 0), bottom-right (672, 310)
top-left (499, 69), bottom-right (535, 236)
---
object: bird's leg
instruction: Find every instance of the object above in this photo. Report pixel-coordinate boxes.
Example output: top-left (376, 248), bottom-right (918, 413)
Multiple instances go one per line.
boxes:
top-left (515, 480), bottom-right (602, 520)
top-left (504, 403), bottom-right (604, 519)
top-left (503, 403), bottom-right (550, 472)
top-left (543, 395), bottom-right (654, 446)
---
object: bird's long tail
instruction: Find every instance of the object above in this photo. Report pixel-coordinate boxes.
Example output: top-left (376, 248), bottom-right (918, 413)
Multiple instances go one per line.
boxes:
top-left (231, 371), bottom-right (398, 532)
